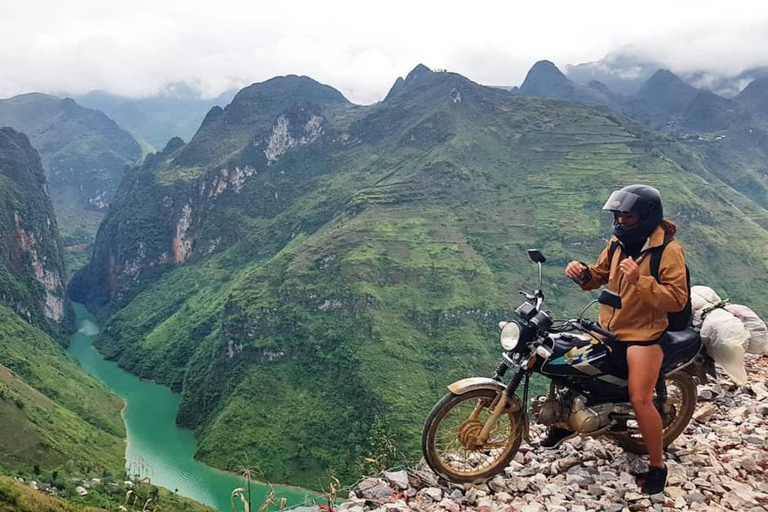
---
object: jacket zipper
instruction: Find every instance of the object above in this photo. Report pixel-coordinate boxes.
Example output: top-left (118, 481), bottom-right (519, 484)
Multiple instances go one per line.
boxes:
top-left (607, 250), bottom-right (649, 333)
top-left (606, 248), bottom-right (623, 332)
top-left (607, 273), bottom-right (623, 332)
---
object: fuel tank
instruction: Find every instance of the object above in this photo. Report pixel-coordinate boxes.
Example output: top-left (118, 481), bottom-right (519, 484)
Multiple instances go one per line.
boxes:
top-left (538, 332), bottom-right (623, 379)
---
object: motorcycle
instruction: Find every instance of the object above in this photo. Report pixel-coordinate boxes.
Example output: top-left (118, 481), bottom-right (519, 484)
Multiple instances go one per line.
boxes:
top-left (421, 249), bottom-right (716, 483)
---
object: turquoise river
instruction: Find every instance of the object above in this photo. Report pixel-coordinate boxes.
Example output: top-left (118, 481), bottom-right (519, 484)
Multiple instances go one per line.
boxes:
top-left (67, 304), bottom-right (315, 511)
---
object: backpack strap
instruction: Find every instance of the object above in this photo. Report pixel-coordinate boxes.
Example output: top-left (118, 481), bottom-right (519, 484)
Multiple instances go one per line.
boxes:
top-left (648, 239), bottom-right (671, 283)
top-left (608, 240), bottom-right (620, 266)
top-left (647, 237), bottom-right (693, 331)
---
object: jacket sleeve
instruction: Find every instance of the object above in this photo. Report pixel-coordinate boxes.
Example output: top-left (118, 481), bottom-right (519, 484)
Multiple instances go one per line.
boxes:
top-left (579, 241), bottom-right (612, 291)
top-left (634, 241), bottom-right (688, 312)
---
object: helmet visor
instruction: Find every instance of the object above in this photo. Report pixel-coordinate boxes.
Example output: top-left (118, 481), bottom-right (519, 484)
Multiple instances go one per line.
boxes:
top-left (602, 190), bottom-right (642, 213)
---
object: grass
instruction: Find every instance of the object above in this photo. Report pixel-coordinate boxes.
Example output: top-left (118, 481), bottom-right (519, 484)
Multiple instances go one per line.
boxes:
top-left (0, 305), bottom-right (124, 476)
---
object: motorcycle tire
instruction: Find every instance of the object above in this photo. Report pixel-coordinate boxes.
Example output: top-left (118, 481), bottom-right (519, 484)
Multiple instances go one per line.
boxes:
top-left (609, 371), bottom-right (697, 454)
top-left (421, 388), bottom-right (523, 483)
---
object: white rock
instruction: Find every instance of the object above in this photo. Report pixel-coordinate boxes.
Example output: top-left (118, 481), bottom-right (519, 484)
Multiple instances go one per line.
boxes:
top-left (436, 498), bottom-right (460, 512)
top-left (383, 470), bottom-right (409, 490)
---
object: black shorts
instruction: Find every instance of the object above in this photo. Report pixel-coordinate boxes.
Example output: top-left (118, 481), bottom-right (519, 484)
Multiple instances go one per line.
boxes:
top-left (607, 334), bottom-right (666, 378)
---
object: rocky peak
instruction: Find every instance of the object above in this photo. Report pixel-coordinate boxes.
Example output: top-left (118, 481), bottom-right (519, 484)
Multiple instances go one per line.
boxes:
top-left (405, 64), bottom-right (434, 83)
top-left (519, 60), bottom-right (574, 95)
top-left (636, 69), bottom-right (700, 114)
top-left (519, 60), bottom-right (616, 108)
top-left (587, 80), bottom-right (615, 96)
top-left (522, 60), bottom-right (568, 84)
top-left (161, 136), bottom-right (186, 155)
top-left (682, 90), bottom-right (745, 132)
top-left (737, 77), bottom-right (768, 118)
top-left (384, 64), bottom-right (436, 102)
top-left (228, 75), bottom-right (349, 113)
top-left (201, 105), bottom-right (225, 125)
top-left (173, 75), bottom-right (347, 169)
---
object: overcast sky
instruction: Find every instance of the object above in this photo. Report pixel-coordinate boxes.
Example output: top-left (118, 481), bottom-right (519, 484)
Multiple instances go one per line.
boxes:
top-left (1, 1), bottom-right (768, 104)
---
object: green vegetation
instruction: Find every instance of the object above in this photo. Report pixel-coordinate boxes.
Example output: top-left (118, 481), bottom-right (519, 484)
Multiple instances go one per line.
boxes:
top-left (73, 69), bottom-right (768, 488)
top-left (0, 127), bottom-right (72, 336)
top-left (0, 304), bottom-right (124, 475)
top-left (0, 93), bottom-right (142, 280)
top-left (0, 121), bottom-right (215, 512)
top-left (0, 474), bottom-right (214, 512)
top-left (50, 186), bottom-right (105, 280)
top-left (74, 87), bottom-right (237, 153)
top-left (0, 93), bottom-right (141, 209)
top-left (0, 475), bottom-right (97, 512)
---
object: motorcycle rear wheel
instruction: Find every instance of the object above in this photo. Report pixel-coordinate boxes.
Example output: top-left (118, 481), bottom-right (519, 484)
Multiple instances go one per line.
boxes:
top-left (422, 389), bottom-right (523, 483)
top-left (610, 371), bottom-right (696, 453)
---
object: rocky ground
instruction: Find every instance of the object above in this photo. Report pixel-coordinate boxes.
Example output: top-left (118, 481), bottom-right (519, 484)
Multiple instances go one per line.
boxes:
top-left (302, 355), bottom-right (768, 512)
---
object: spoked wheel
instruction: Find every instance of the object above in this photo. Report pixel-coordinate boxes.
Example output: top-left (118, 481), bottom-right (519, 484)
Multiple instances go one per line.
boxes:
top-left (422, 389), bottom-right (523, 483)
top-left (610, 371), bottom-right (697, 453)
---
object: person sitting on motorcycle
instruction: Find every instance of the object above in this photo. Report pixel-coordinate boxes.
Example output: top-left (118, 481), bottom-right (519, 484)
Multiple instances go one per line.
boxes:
top-left (547, 184), bottom-right (689, 495)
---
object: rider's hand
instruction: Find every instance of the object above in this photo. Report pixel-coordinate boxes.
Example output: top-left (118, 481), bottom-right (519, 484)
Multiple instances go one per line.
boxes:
top-left (565, 261), bottom-right (588, 282)
top-left (618, 257), bottom-right (640, 284)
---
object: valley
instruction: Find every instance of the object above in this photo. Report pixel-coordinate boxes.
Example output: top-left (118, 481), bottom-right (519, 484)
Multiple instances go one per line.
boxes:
top-left (2, 57), bottom-right (768, 507)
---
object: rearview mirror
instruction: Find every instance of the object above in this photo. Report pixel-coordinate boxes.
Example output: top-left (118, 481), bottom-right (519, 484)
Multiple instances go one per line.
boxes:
top-left (598, 290), bottom-right (622, 310)
top-left (527, 249), bottom-right (546, 264)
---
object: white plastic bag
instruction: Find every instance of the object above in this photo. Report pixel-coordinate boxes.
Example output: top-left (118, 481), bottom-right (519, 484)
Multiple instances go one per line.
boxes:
top-left (699, 308), bottom-right (750, 385)
top-left (691, 286), bottom-right (722, 328)
top-left (726, 304), bottom-right (768, 355)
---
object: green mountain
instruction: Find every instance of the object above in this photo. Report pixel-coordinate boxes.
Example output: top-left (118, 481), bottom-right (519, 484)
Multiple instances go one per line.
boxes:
top-left (0, 94), bottom-right (142, 276)
top-left (517, 62), bottom-right (768, 213)
top-left (0, 128), bottom-right (124, 480)
top-left (679, 90), bottom-right (745, 132)
top-left (737, 77), bottom-right (768, 126)
top-left (0, 94), bottom-right (142, 211)
top-left (0, 305), bottom-right (124, 475)
top-left (0, 128), bottom-right (70, 334)
top-left (519, 60), bottom-right (618, 108)
top-left (74, 85), bottom-right (238, 153)
top-left (70, 66), bottom-right (768, 488)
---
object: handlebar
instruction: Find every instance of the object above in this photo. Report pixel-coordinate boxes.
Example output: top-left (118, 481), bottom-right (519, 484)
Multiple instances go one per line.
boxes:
top-left (578, 319), bottom-right (618, 341)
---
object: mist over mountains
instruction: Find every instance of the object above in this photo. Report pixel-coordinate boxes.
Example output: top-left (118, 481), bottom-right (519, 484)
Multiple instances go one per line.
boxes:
top-left (73, 84), bottom-right (238, 153)
top-left (564, 50), bottom-right (768, 98)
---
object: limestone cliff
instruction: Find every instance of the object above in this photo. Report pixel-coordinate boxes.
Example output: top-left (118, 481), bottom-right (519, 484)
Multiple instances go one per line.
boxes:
top-left (0, 127), bottom-right (71, 335)
top-left (70, 77), bottom-right (347, 315)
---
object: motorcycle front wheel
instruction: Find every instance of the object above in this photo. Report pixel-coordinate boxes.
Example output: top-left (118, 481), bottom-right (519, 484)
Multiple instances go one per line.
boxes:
top-left (609, 371), bottom-right (697, 453)
top-left (421, 389), bottom-right (523, 483)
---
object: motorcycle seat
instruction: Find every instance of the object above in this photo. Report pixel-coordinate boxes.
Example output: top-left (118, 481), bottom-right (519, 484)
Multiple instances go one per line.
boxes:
top-left (661, 329), bottom-right (701, 372)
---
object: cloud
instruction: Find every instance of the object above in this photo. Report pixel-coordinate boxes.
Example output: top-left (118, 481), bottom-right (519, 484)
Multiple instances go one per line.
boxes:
top-left (1, 0), bottom-right (768, 104)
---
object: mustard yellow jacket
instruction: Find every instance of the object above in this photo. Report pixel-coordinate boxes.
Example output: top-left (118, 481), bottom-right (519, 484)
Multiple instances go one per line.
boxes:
top-left (580, 225), bottom-right (688, 342)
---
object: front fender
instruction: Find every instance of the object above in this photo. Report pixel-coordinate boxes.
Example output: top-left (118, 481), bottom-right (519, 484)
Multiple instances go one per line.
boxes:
top-left (447, 377), bottom-right (507, 395)
top-left (446, 377), bottom-right (526, 438)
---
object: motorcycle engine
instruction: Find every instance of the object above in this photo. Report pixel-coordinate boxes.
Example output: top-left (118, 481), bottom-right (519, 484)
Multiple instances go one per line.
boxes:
top-left (568, 396), bottom-right (613, 433)
top-left (531, 395), bottom-right (568, 425)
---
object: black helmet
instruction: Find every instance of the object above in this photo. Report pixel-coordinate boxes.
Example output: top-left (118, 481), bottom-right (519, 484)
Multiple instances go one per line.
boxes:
top-left (602, 184), bottom-right (663, 250)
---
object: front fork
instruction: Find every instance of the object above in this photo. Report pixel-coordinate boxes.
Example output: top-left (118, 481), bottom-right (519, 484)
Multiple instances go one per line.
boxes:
top-left (476, 362), bottom-right (531, 445)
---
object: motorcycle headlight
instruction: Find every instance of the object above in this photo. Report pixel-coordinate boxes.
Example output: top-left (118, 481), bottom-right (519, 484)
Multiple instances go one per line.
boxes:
top-left (500, 321), bottom-right (521, 351)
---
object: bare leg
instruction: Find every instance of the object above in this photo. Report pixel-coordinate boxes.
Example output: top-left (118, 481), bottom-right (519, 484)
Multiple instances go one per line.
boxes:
top-left (627, 344), bottom-right (665, 468)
